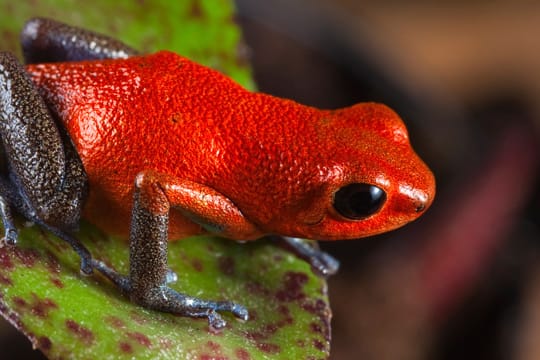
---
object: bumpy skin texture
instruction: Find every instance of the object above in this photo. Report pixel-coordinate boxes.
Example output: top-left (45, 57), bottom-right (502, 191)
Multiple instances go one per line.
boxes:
top-left (27, 51), bottom-right (435, 242)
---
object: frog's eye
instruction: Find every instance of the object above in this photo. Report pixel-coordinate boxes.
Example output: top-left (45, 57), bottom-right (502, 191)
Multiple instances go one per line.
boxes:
top-left (333, 183), bottom-right (386, 220)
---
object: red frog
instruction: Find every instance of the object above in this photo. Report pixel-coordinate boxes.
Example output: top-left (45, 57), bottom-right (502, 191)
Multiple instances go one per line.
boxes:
top-left (0, 18), bottom-right (435, 330)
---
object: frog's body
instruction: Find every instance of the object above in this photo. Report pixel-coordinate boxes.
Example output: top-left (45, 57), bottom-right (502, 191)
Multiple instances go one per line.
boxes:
top-left (0, 18), bottom-right (435, 330)
top-left (28, 51), bottom-right (433, 242)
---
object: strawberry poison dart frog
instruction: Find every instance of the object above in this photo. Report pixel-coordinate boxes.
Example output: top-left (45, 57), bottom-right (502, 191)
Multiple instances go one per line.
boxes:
top-left (0, 18), bottom-right (435, 330)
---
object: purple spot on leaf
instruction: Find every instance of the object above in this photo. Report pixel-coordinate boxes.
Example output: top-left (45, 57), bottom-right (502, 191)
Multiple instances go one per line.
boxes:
top-left (218, 256), bottom-right (235, 276)
top-left (191, 258), bottom-right (203, 272)
top-left (310, 322), bottom-right (322, 334)
top-left (65, 319), bottom-right (94, 345)
top-left (119, 341), bottom-right (133, 354)
top-left (245, 322), bottom-right (280, 342)
top-left (11, 293), bottom-right (57, 318)
top-left (30, 296), bottom-right (58, 318)
top-left (127, 331), bottom-right (152, 348)
top-left (0, 249), bottom-right (14, 270)
top-left (13, 247), bottom-right (39, 267)
top-left (206, 340), bottom-right (221, 352)
top-left (302, 299), bottom-right (331, 341)
top-left (0, 274), bottom-right (12, 285)
top-left (38, 336), bottom-right (52, 351)
top-left (45, 251), bottom-right (61, 274)
top-left (189, 1), bottom-right (204, 18)
top-left (276, 272), bottom-right (308, 302)
top-left (256, 342), bottom-right (281, 354)
top-left (50, 277), bottom-right (64, 288)
top-left (106, 315), bottom-right (126, 329)
top-left (235, 348), bottom-right (251, 360)
top-left (301, 299), bottom-right (326, 314)
top-left (313, 339), bottom-right (325, 351)
top-left (245, 331), bottom-right (265, 341)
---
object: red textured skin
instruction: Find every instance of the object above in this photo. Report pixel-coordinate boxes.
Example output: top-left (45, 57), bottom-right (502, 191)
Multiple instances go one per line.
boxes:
top-left (26, 51), bottom-right (435, 241)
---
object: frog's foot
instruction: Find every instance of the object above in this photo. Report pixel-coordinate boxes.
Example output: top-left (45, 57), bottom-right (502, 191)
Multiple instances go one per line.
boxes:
top-left (92, 259), bottom-right (248, 331)
top-left (135, 287), bottom-right (249, 331)
top-left (280, 237), bottom-right (340, 277)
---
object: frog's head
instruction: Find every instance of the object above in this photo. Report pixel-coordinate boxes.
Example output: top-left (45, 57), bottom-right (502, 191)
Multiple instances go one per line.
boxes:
top-left (265, 102), bottom-right (436, 241)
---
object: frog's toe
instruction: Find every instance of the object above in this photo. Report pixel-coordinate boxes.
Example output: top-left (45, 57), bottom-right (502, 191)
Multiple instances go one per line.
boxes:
top-left (207, 311), bottom-right (227, 331)
top-left (311, 251), bottom-right (340, 277)
top-left (79, 257), bottom-right (94, 276)
top-left (211, 300), bottom-right (249, 321)
top-left (1, 228), bottom-right (18, 246)
top-left (231, 303), bottom-right (249, 321)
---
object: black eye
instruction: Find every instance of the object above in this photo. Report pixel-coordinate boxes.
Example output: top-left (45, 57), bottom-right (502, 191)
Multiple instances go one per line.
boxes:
top-left (333, 183), bottom-right (386, 220)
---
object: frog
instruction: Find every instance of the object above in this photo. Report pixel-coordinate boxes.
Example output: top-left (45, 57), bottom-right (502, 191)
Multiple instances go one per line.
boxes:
top-left (0, 18), bottom-right (435, 330)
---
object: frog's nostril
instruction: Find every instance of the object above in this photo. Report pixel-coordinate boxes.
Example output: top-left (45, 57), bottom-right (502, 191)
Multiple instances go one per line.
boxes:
top-left (415, 202), bottom-right (426, 213)
top-left (412, 186), bottom-right (435, 214)
top-left (398, 183), bottom-right (433, 214)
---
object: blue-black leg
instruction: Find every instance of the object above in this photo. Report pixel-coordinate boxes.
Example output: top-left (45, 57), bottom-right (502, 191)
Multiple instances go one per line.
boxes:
top-left (279, 237), bottom-right (340, 277)
top-left (21, 17), bottom-right (140, 64)
top-left (0, 194), bottom-right (17, 246)
top-left (0, 51), bottom-right (91, 273)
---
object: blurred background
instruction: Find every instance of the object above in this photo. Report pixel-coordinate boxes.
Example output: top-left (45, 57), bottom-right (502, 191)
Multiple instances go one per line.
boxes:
top-left (1, 0), bottom-right (539, 359)
top-left (236, 0), bottom-right (540, 359)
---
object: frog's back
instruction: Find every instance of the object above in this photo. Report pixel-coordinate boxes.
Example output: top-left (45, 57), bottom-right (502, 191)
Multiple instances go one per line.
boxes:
top-left (28, 51), bottom-right (244, 156)
top-left (26, 50), bottom-right (320, 186)
top-left (28, 50), bottom-right (255, 174)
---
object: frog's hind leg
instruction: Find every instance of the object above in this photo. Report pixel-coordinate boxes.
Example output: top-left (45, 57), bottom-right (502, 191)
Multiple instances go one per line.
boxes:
top-left (0, 51), bottom-right (92, 274)
top-left (21, 17), bottom-right (140, 64)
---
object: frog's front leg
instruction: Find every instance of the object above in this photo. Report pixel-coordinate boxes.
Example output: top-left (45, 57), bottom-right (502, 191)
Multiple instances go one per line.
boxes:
top-left (279, 237), bottom-right (340, 277)
top-left (93, 171), bottom-right (257, 330)
top-left (0, 52), bottom-right (92, 273)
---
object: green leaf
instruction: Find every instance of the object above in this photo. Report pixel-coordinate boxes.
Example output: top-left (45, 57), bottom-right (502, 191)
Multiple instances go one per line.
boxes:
top-left (0, 0), bottom-right (331, 359)
top-left (0, 223), bottom-right (331, 359)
